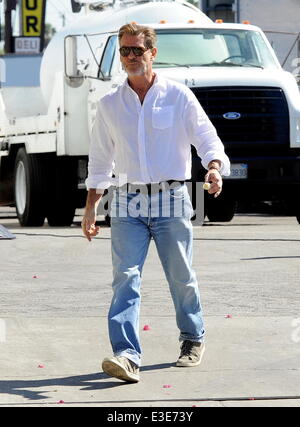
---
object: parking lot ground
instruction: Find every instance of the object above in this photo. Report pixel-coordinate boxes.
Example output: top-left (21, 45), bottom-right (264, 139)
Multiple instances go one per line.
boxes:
top-left (0, 208), bottom-right (300, 407)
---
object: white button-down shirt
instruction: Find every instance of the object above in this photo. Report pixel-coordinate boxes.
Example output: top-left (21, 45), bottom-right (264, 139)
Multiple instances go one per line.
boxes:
top-left (85, 74), bottom-right (230, 190)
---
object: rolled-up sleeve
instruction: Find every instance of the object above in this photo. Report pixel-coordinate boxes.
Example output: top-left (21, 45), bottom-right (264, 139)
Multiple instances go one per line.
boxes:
top-left (183, 91), bottom-right (231, 176)
top-left (85, 102), bottom-right (115, 191)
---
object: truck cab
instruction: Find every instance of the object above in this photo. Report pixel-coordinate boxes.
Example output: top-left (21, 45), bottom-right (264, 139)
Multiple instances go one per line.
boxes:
top-left (73, 20), bottom-right (300, 221)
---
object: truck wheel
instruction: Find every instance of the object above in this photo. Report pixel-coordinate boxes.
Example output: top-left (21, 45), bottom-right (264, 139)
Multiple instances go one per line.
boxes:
top-left (296, 204), bottom-right (300, 224)
top-left (206, 193), bottom-right (236, 222)
top-left (14, 148), bottom-right (47, 226)
top-left (105, 214), bottom-right (111, 227)
top-left (46, 157), bottom-right (77, 226)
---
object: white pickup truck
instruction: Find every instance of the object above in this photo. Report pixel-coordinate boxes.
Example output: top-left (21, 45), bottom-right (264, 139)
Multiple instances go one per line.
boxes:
top-left (1, 0), bottom-right (300, 225)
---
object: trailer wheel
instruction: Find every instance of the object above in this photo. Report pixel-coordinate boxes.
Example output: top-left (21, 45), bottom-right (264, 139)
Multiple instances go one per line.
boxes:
top-left (205, 193), bottom-right (236, 222)
top-left (46, 156), bottom-right (77, 226)
top-left (14, 148), bottom-right (47, 226)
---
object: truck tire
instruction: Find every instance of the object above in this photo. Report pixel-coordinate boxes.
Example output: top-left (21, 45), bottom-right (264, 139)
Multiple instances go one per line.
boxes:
top-left (46, 156), bottom-right (77, 226)
top-left (105, 214), bottom-right (111, 227)
top-left (14, 148), bottom-right (47, 226)
top-left (205, 193), bottom-right (236, 222)
top-left (296, 203), bottom-right (300, 225)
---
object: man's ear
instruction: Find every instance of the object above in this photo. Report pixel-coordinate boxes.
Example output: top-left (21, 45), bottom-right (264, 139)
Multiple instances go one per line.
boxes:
top-left (151, 47), bottom-right (158, 60)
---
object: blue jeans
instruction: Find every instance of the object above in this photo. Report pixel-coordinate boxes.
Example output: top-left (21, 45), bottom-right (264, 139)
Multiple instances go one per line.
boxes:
top-left (108, 183), bottom-right (205, 367)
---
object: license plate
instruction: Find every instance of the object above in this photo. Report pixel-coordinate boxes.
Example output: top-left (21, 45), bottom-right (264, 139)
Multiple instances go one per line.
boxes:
top-left (226, 163), bottom-right (248, 179)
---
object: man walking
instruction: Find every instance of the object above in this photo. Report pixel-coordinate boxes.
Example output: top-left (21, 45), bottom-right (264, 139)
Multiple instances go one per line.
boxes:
top-left (82, 23), bottom-right (230, 383)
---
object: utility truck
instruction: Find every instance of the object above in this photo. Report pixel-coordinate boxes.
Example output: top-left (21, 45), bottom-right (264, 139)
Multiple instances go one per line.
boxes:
top-left (0, 0), bottom-right (300, 226)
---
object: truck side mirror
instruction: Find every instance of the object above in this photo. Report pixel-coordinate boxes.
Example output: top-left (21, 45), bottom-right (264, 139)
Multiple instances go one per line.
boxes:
top-left (64, 35), bottom-right (84, 87)
top-left (65, 35), bottom-right (80, 78)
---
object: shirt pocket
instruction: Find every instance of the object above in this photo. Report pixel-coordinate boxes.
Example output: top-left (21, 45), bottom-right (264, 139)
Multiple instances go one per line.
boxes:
top-left (152, 106), bottom-right (174, 130)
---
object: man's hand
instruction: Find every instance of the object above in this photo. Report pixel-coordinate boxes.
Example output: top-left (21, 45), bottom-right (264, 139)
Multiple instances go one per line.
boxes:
top-left (81, 189), bottom-right (102, 241)
top-left (82, 208), bottom-right (100, 241)
top-left (205, 161), bottom-right (223, 198)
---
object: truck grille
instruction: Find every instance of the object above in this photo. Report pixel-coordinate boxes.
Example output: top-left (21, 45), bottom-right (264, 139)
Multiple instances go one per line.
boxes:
top-left (190, 86), bottom-right (290, 147)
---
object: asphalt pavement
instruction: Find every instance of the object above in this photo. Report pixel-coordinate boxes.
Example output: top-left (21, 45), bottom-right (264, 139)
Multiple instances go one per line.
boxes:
top-left (0, 207), bottom-right (300, 407)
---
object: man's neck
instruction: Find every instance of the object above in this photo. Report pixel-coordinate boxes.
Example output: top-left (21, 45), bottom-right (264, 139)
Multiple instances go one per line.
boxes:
top-left (128, 73), bottom-right (156, 103)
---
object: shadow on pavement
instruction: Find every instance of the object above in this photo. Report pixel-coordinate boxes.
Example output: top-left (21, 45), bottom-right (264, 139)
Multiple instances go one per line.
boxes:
top-left (0, 363), bottom-right (175, 402)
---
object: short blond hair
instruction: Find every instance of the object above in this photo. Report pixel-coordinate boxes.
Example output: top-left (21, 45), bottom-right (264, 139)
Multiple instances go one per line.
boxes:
top-left (118, 23), bottom-right (157, 49)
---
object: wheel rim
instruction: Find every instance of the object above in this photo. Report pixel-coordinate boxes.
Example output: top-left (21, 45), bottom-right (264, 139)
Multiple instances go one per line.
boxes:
top-left (15, 161), bottom-right (27, 215)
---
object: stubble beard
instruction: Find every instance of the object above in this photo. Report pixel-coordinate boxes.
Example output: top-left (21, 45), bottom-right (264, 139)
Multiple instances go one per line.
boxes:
top-left (124, 61), bottom-right (148, 77)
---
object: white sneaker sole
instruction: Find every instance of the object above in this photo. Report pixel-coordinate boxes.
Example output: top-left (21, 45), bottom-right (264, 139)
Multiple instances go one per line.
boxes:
top-left (176, 343), bottom-right (205, 367)
top-left (102, 357), bottom-right (140, 383)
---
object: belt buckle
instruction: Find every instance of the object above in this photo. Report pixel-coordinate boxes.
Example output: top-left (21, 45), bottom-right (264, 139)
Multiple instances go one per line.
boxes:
top-left (151, 183), bottom-right (160, 194)
top-left (127, 183), bottom-right (140, 193)
top-left (127, 183), bottom-right (148, 194)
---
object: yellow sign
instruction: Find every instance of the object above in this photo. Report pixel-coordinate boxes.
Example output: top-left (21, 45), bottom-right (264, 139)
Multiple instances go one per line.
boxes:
top-left (21, 0), bottom-right (46, 37)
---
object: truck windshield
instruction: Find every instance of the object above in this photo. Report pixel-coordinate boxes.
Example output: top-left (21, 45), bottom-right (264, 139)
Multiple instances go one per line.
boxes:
top-left (154, 29), bottom-right (279, 69)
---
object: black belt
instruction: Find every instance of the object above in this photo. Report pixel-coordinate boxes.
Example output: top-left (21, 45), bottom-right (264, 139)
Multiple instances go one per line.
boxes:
top-left (118, 180), bottom-right (185, 194)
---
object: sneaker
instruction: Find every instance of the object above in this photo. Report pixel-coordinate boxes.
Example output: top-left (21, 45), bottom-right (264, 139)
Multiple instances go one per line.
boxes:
top-left (102, 356), bottom-right (140, 383)
top-left (176, 340), bottom-right (205, 367)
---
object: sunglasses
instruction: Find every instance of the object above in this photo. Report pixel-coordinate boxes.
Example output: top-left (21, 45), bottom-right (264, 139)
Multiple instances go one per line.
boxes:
top-left (119, 46), bottom-right (150, 57)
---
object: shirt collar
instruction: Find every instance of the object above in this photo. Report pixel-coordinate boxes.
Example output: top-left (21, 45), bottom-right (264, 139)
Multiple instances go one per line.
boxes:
top-left (123, 72), bottom-right (163, 91)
